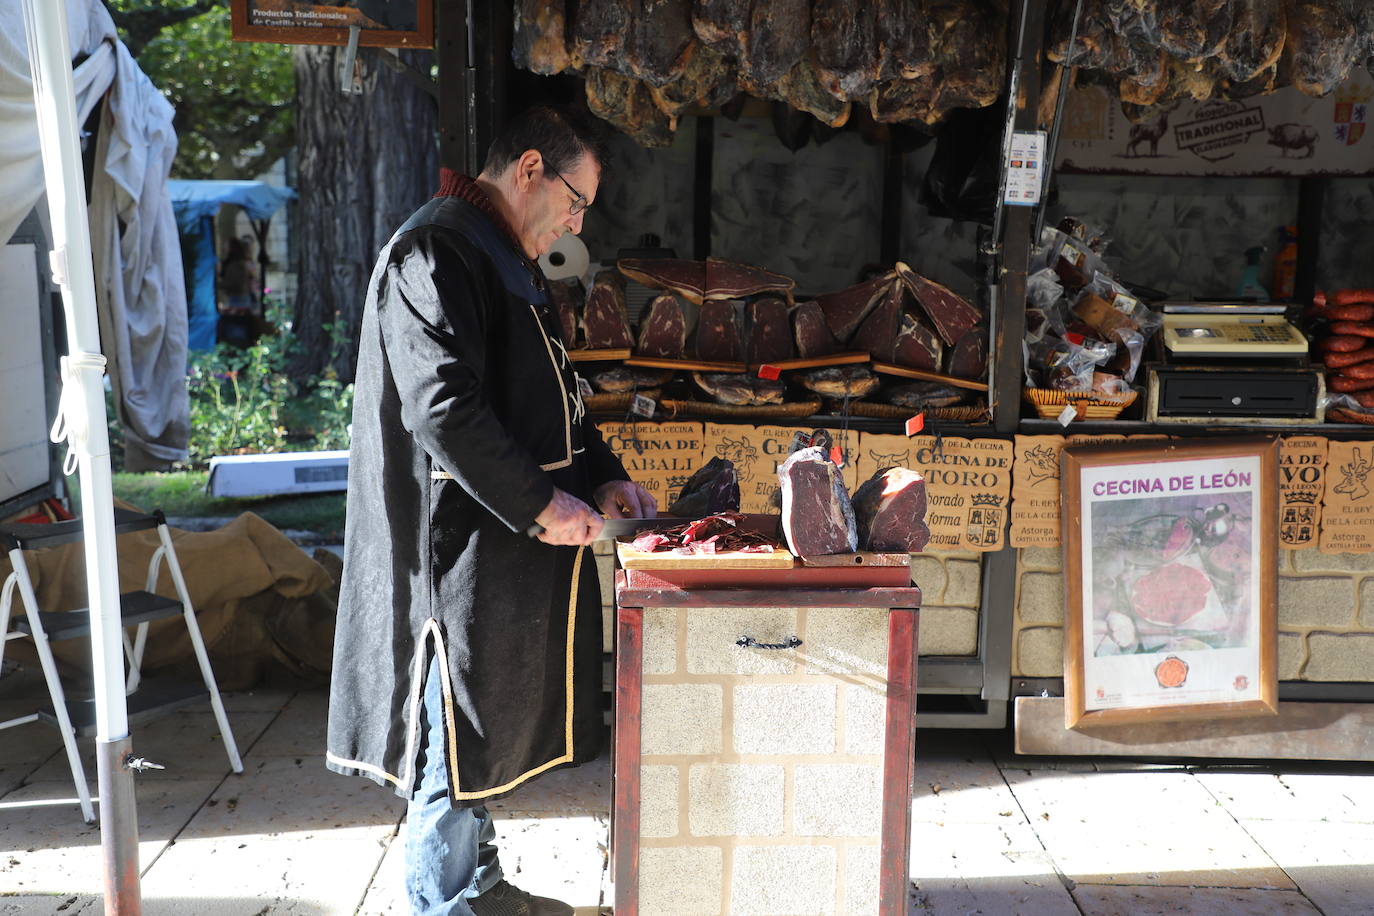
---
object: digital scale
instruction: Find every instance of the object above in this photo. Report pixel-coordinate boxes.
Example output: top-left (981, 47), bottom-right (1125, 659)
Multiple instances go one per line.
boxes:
top-left (1146, 301), bottom-right (1324, 424)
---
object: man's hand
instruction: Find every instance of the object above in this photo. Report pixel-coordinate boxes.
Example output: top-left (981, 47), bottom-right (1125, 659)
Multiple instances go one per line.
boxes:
top-left (534, 488), bottom-right (604, 545)
top-left (595, 480), bottom-right (658, 519)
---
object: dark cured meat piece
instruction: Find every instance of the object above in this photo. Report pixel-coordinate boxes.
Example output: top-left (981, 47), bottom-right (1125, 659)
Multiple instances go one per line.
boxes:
top-left (591, 367), bottom-right (673, 393)
top-left (893, 311), bottom-right (943, 370)
top-left (547, 280), bottom-right (581, 349)
top-left (885, 381), bottom-right (966, 408)
top-left (691, 0), bottom-right (749, 48)
top-left (877, 0), bottom-right (934, 80)
top-left (619, 258), bottom-right (708, 302)
top-left (815, 274), bottom-right (894, 343)
top-left (1217, 0), bottom-right (1286, 82)
top-left (1286, 1), bottom-right (1358, 97)
top-left (747, 297), bottom-right (794, 364)
top-left (812, 0), bottom-right (879, 101)
top-left (649, 43), bottom-right (738, 124)
top-left (851, 467), bottom-right (930, 553)
top-left (513, 0), bottom-right (573, 75)
top-left (705, 257), bottom-right (795, 301)
top-left (583, 271), bottom-right (634, 348)
top-left (775, 52), bottom-right (852, 128)
top-left (668, 457), bottom-right (741, 516)
top-left (896, 262), bottom-right (981, 346)
top-left (572, 0), bottom-right (631, 68)
top-left (692, 372), bottom-right (786, 405)
top-left (793, 301), bottom-right (839, 357)
top-left (852, 284), bottom-right (902, 361)
top-left (798, 366), bottom-right (880, 399)
top-left (585, 68), bottom-right (676, 147)
top-left (739, 0), bottom-right (811, 91)
top-left (1155, 0), bottom-right (1234, 63)
top-left (695, 299), bottom-right (745, 361)
top-left (778, 446), bottom-right (857, 556)
top-left (637, 294), bottom-right (691, 357)
top-left (947, 327), bottom-right (989, 379)
top-left (625, 0), bottom-right (697, 87)
top-left (628, 512), bottom-right (778, 553)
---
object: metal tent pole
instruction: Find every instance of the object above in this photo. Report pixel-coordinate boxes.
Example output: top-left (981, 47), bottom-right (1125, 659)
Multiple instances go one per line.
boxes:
top-left (21, 1), bottom-right (141, 913)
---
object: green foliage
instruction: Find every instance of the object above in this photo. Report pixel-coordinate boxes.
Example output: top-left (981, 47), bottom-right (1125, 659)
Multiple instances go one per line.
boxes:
top-left (108, 470), bottom-right (347, 537)
top-left (106, 0), bottom-right (294, 178)
top-left (185, 297), bottom-right (353, 465)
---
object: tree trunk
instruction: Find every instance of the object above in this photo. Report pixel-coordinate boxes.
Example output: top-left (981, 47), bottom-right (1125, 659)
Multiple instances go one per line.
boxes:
top-left (291, 45), bottom-right (438, 382)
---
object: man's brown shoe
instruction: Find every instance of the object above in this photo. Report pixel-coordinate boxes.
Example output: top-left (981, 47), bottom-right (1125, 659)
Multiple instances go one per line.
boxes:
top-left (469, 880), bottom-right (575, 916)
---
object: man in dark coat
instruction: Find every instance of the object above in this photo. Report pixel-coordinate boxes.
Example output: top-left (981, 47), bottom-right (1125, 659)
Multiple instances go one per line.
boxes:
top-left (326, 107), bottom-right (654, 916)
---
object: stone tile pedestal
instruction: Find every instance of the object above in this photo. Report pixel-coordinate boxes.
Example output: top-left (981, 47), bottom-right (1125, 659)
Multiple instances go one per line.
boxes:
top-left (613, 566), bottom-right (921, 916)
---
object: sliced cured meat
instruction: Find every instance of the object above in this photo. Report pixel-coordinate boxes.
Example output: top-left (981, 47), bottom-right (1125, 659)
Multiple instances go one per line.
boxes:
top-left (793, 300), bottom-right (839, 357)
top-left (582, 270), bottom-right (634, 348)
top-left (893, 311), bottom-right (943, 370)
top-left (585, 68), bottom-right (675, 148)
top-left (778, 446), bottom-right (857, 556)
top-left (852, 284), bottom-right (902, 361)
top-left (618, 258), bottom-right (708, 303)
top-left (572, 0), bottom-right (631, 68)
top-left (704, 257), bottom-right (795, 301)
top-left (884, 381), bottom-right (966, 409)
top-left (1318, 335), bottom-right (1367, 353)
top-left (547, 279), bottom-right (581, 349)
top-left (637, 294), bottom-right (691, 358)
top-left (667, 457), bottom-right (741, 516)
top-left (812, 0), bottom-right (878, 101)
top-left (695, 299), bottom-right (745, 361)
top-left (692, 372), bottom-right (785, 405)
top-left (896, 261), bottom-right (982, 345)
top-left (513, 0), bottom-right (574, 75)
top-left (798, 366), bottom-right (880, 399)
top-left (851, 466), bottom-right (930, 553)
top-left (738, 0), bottom-right (810, 91)
top-left (814, 274), bottom-right (894, 343)
top-left (625, 0), bottom-right (696, 87)
top-left (747, 297), bottom-right (794, 364)
top-left (946, 326), bottom-right (989, 380)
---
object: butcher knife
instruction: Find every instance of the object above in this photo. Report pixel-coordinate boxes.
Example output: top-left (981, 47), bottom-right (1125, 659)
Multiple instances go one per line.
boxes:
top-left (524, 516), bottom-right (679, 540)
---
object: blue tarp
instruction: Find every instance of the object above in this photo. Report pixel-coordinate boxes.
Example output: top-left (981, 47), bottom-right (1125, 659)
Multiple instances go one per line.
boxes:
top-left (167, 180), bottom-right (295, 351)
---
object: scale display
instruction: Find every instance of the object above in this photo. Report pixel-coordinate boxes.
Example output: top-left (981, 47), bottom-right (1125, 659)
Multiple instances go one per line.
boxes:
top-left (1162, 314), bottom-right (1309, 357)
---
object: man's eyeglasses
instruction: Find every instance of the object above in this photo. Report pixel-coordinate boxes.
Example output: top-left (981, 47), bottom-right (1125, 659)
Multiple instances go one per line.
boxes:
top-left (544, 161), bottom-right (589, 216)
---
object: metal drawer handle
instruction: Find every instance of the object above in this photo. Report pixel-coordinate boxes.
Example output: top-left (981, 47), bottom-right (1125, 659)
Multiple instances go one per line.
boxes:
top-left (735, 635), bottom-right (802, 651)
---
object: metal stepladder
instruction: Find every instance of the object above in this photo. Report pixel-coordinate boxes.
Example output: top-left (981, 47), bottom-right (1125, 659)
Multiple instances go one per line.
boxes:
top-left (0, 507), bottom-right (243, 823)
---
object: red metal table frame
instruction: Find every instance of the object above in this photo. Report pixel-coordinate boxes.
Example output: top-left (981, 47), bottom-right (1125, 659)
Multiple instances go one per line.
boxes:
top-left (613, 564), bottom-right (921, 916)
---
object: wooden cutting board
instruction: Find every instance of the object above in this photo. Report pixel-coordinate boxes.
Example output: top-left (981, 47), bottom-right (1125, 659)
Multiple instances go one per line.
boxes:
top-left (616, 541), bottom-right (795, 569)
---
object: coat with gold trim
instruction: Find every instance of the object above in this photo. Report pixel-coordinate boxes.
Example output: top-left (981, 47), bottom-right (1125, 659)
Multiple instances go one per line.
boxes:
top-left (325, 196), bottom-right (627, 804)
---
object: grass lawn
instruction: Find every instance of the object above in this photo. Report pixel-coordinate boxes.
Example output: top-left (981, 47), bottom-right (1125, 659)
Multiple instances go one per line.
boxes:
top-left (81, 471), bottom-right (347, 539)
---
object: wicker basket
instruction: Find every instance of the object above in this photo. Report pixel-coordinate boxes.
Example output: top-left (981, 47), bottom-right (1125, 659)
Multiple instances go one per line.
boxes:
top-left (1024, 387), bottom-right (1138, 421)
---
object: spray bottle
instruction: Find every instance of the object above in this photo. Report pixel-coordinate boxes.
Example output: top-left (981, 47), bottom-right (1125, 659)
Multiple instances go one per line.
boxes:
top-left (1272, 226), bottom-right (1298, 300)
top-left (1236, 246), bottom-right (1269, 301)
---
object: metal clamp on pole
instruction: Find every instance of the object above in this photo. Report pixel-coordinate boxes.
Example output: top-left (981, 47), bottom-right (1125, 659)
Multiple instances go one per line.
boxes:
top-left (340, 25), bottom-right (362, 95)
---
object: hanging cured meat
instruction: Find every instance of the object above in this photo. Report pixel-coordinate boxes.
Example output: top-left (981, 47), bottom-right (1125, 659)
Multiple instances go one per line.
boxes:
top-left (572, 0), bottom-right (631, 68)
top-left (691, 0), bottom-right (750, 49)
top-left (775, 52), bottom-right (853, 128)
top-left (896, 262), bottom-right (982, 346)
top-left (793, 300), bottom-right (840, 357)
top-left (739, 0), bottom-right (811, 92)
top-left (624, 0), bottom-right (697, 87)
top-left (812, 0), bottom-right (879, 101)
top-left (649, 43), bottom-right (738, 124)
top-left (696, 299), bottom-right (745, 361)
top-left (1155, 0), bottom-right (1234, 63)
top-left (585, 68), bottom-right (675, 147)
top-left (1216, 0), bottom-right (1285, 82)
top-left (876, 0), bottom-right (935, 81)
top-left (637, 294), bottom-right (692, 358)
top-left (1286, 1), bottom-right (1358, 97)
top-left (583, 271), bottom-right (634, 348)
top-left (815, 274), bottom-right (894, 343)
top-left (513, 0), bottom-right (574, 75)
top-left (747, 297), bottom-right (795, 364)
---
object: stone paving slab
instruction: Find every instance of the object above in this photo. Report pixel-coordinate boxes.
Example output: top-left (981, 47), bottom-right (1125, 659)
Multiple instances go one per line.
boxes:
top-left (487, 756), bottom-right (611, 817)
top-left (0, 895), bottom-right (99, 915)
top-left (1238, 820), bottom-right (1374, 916)
top-left (1002, 770), bottom-right (1294, 888)
top-left (1070, 884), bottom-right (1325, 915)
top-left (908, 821), bottom-right (1079, 915)
top-left (249, 691), bottom-right (329, 758)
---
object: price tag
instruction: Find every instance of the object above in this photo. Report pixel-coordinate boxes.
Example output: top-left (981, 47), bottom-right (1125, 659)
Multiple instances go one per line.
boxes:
top-left (576, 375), bottom-right (594, 398)
top-left (1057, 404), bottom-right (1078, 427)
top-left (905, 413), bottom-right (925, 436)
top-left (1062, 242), bottom-right (1085, 266)
top-left (1065, 332), bottom-right (1085, 346)
top-left (758, 364), bottom-right (782, 380)
top-left (1113, 294), bottom-right (1139, 314)
top-left (829, 445), bottom-right (846, 468)
top-left (630, 394), bottom-right (656, 418)
top-left (789, 431), bottom-right (814, 452)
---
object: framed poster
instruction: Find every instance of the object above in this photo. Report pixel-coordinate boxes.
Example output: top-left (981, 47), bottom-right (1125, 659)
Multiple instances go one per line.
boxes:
top-left (1062, 438), bottom-right (1279, 729)
top-left (230, 0), bottom-right (433, 48)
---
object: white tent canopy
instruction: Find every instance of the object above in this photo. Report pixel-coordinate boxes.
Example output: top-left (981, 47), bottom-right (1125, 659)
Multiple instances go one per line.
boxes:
top-left (0, 0), bottom-right (188, 470)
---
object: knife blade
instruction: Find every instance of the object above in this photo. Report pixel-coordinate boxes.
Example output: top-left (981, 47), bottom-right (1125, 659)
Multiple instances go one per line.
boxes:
top-left (596, 516), bottom-right (681, 540)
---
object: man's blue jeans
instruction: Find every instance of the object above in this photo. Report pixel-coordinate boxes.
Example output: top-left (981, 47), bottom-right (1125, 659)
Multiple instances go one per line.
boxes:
top-left (406, 655), bottom-right (503, 914)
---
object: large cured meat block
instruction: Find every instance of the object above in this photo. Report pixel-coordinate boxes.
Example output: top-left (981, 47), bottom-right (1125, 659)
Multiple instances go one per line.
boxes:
top-left (877, 0), bottom-right (935, 81)
top-left (851, 467), bottom-right (930, 553)
top-left (649, 43), bottom-right (738, 123)
top-left (667, 456), bottom-right (741, 516)
top-left (695, 299), bottom-right (744, 361)
top-left (947, 327), bottom-right (988, 380)
top-left (896, 262), bottom-right (981, 346)
top-left (692, 372), bottom-right (785, 405)
top-left (637, 294), bottom-right (691, 358)
top-left (814, 274), bottom-right (893, 343)
top-left (1155, 0), bottom-right (1233, 63)
top-left (852, 283), bottom-right (902, 361)
top-left (625, 0), bottom-right (697, 87)
top-left (585, 68), bottom-right (675, 148)
top-left (547, 280), bottom-right (581, 349)
top-left (513, 0), bottom-right (573, 75)
top-left (583, 271), bottom-right (634, 348)
top-left (692, 0), bottom-right (750, 49)
top-left (775, 52), bottom-right (852, 128)
top-left (747, 297), bottom-right (794, 364)
top-left (739, 0), bottom-right (810, 90)
top-left (893, 311), bottom-right (943, 370)
top-left (1286, 2), bottom-right (1359, 97)
top-left (811, 0), bottom-right (878, 101)
top-left (778, 446), bottom-right (857, 556)
top-left (704, 257), bottom-right (795, 301)
top-left (793, 300), bottom-right (839, 357)
top-left (618, 258), bottom-right (708, 303)
top-left (572, 0), bottom-right (631, 68)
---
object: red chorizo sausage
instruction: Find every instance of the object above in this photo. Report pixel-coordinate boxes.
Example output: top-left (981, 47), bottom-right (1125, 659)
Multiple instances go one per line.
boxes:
top-left (1329, 374), bottom-right (1374, 393)
top-left (1330, 321), bottom-right (1374, 338)
top-left (1331, 289), bottom-right (1374, 306)
top-left (1352, 389), bottom-right (1374, 407)
top-left (1324, 347), bottom-right (1374, 369)
top-left (1340, 360), bottom-right (1374, 379)
top-left (1320, 304), bottom-right (1374, 322)
top-left (1318, 335), bottom-right (1366, 352)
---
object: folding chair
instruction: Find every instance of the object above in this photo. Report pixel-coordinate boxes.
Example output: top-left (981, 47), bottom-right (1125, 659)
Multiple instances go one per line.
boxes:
top-left (0, 508), bottom-right (242, 823)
